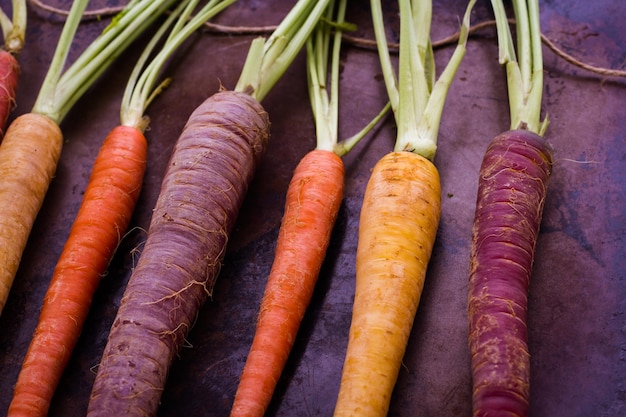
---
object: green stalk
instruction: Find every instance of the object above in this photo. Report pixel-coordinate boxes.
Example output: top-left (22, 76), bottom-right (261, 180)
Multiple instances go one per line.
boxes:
top-left (372, 0), bottom-right (476, 161)
top-left (306, 0), bottom-right (390, 156)
top-left (491, 0), bottom-right (547, 135)
top-left (235, 0), bottom-right (332, 103)
top-left (32, 0), bottom-right (178, 124)
top-left (0, 0), bottom-right (27, 54)
top-left (121, 0), bottom-right (237, 129)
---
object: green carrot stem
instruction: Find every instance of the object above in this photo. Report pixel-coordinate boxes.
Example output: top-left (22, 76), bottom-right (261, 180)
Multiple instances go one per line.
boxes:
top-left (491, 0), bottom-right (548, 135)
top-left (235, 0), bottom-right (332, 103)
top-left (372, 0), bottom-right (476, 161)
top-left (121, 0), bottom-right (236, 129)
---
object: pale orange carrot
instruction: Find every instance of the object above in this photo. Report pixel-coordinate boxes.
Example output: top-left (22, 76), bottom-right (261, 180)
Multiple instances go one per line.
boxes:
top-left (333, 0), bottom-right (475, 414)
top-left (0, 113), bottom-right (62, 313)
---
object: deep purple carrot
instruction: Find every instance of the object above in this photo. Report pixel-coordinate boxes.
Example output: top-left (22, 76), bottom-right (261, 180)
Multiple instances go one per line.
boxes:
top-left (467, 1), bottom-right (553, 416)
top-left (468, 130), bottom-right (553, 415)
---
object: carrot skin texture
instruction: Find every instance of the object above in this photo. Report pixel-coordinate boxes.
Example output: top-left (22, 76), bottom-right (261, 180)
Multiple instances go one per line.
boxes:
top-left (0, 113), bottom-right (62, 315)
top-left (334, 151), bottom-right (441, 417)
top-left (230, 149), bottom-right (345, 417)
top-left (0, 50), bottom-right (19, 137)
top-left (7, 126), bottom-right (147, 417)
top-left (468, 130), bottom-right (553, 417)
top-left (87, 91), bottom-right (270, 417)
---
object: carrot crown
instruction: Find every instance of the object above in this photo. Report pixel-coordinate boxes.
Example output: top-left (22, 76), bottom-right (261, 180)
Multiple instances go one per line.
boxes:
top-left (0, 0), bottom-right (26, 55)
top-left (372, 0), bottom-right (476, 161)
top-left (491, 0), bottom-right (548, 136)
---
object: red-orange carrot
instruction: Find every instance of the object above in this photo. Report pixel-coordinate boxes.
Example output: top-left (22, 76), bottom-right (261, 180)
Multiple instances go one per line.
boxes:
top-left (231, 149), bottom-right (344, 417)
top-left (7, 125), bottom-right (147, 417)
top-left (0, 50), bottom-right (19, 136)
top-left (229, 3), bottom-right (390, 413)
top-left (0, 0), bottom-right (26, 137)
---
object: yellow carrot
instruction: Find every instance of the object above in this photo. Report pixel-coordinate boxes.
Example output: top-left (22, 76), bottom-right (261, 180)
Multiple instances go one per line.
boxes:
top-left (333, 0), bottom-right (475, 414)
top-left (0, 114), bottom-right (62, 312)
top-left (334, 151), bottom-right (440, 416)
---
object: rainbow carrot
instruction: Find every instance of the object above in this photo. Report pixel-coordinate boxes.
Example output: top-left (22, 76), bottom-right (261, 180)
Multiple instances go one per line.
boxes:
top-left (6, 2), bottom-right (236, 415)
top-left (334, 1), bottom-right (476, 415)
top-left (468, 1), bottom-right (552, 416)
top-left (229, 5), bottom-right (392, 413)
top-left (86, 2), bottom-right (334, 415)
top-left (0, 0), bottom-right (177, 317)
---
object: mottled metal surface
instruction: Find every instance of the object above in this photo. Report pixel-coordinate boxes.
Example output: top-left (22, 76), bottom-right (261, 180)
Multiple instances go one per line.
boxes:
top-left (0, 0), bottom-right (624, 416)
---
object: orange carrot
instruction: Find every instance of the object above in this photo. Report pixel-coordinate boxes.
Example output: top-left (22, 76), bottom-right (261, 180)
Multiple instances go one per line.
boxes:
top-left (229, 3), bottom-right (391, 413)
top-left (230, 149), bottom-right (344, 417)
top-left (0, 0), bottom-right (176, 317)
top-left (7, 125), bottom-right (147, 417)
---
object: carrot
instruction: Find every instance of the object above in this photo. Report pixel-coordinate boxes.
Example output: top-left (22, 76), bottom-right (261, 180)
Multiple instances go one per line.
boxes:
top-left (0, 50), bottom-right (19, 136)
top-left (0, 113), bottom-right (62, 313)
top-left (0, 0), bottom-right (26, 136)
top-left (335, 151), bottom-right (441, 416)
top-left (229, 4), bottom-right (394, 413)
top-left (86, 1), bottom-right (332, 415)
top-left (468, 130), bottom-right (552, 417)
top-left (6, 2), bottom-right (236, 415)
top-left (467, 1), bottom-right (551, 416)
top-left (333, 0), bottom-right (476, 415)
top-left (0, 0), bottom-right (177, 317)
top-left (7, 125), bottom-right (147, 417)
top-left (230, 149), bottom-right (345, 417)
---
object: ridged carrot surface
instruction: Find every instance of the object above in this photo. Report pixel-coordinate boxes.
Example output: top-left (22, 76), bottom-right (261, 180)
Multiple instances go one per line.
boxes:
top-left (8, 125), bottom-right (147, 417)
top-left (468, 129), bottom-right (553, 417)
top-left (0, 113), bottom-right (62, 315)
top-left (231, 149), bottom-right (344, 417)
top-left (87, 91), bottom-right (270, 417)
top-left (334, 151), bottom-right (441, 417)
